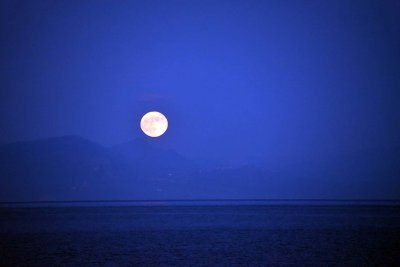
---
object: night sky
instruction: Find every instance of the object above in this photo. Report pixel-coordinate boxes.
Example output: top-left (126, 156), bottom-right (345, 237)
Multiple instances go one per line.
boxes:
top-left (1, 0), bottom-right (399, 166)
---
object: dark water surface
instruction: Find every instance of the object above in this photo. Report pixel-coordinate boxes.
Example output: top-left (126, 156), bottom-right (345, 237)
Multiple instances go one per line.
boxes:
top-left (1, 205), bottom-right (399, 266)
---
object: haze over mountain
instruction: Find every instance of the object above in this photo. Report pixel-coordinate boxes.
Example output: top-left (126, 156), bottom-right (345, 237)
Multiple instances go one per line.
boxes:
top-left (0, 136), bottom-right (399, 202)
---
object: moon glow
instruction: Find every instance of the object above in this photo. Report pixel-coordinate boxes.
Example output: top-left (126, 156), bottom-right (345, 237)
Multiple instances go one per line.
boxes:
top-left (140, 111), bottom-right (168, 137)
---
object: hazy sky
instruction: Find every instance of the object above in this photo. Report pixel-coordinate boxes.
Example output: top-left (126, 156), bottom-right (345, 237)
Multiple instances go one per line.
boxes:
top-left (1, 0), bottom-right (399, 164)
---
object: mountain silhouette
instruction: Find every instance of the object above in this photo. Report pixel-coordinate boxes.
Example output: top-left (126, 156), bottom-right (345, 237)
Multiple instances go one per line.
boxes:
top-left (111, 138), bottom-right (195, 174)
top-left (0, 136), bottom-right (130, 201)
top-left (0, 136), bottom-right (275, 201)
top-left (0, 136), bottom-right (399, 201)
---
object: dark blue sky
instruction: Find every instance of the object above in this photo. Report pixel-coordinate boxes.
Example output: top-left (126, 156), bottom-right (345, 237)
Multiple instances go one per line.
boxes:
top-left (1, 0), bottom-right (399, 165)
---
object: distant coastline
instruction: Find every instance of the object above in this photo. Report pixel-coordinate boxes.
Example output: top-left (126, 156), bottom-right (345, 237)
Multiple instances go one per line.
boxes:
top-left (1, 199), bottom-right (399, 208)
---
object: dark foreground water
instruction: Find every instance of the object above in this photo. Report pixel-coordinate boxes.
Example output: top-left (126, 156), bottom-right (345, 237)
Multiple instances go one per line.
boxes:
top-left (0, 205), bottom-right (399, 266)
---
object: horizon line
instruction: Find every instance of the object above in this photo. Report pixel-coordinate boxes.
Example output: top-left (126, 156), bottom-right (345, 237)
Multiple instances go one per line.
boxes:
top-left (1, 198), bottom-right (400, 205)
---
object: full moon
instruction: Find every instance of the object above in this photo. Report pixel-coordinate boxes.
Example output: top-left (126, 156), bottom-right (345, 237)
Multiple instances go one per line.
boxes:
top-left (140, 111), bottom-right (168, 137)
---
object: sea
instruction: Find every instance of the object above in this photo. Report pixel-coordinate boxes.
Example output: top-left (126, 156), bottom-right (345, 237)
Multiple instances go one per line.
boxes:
top-left (0, 201), bottom-right (399, 266)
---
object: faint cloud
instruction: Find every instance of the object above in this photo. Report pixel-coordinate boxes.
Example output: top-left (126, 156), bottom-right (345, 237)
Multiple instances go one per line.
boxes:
top-left (140, 93), bottom-right (167, 102)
